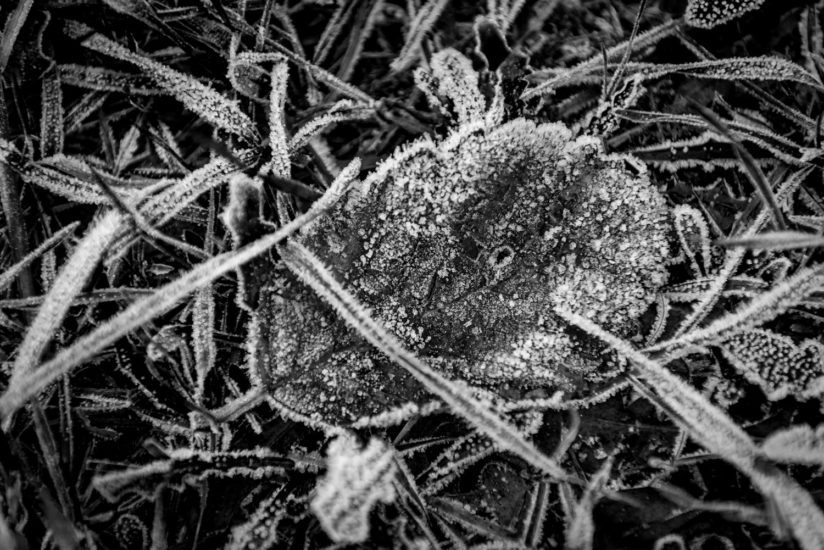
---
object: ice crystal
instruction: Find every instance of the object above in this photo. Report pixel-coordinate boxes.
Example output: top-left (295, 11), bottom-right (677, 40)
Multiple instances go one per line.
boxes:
top-left (310, 435), bottom-right (397, 543)
top-left (252, 49), bottom-right (670, 425)
top-left (685, 0), bottom-right (765, 29)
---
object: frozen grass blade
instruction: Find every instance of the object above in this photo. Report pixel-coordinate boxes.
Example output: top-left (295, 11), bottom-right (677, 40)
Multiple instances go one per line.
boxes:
top-left (59, 64), bottom-right (161, 95)
top-left (0, 0), bottom-right (34, 75)
top-left (82, 33), bottom-right (258, 141)
top-left (556, 306), bottom-right (824, 550)
top-left (717, 231), bottom-right (824, 250)
top-left (9, 210), bottom-right (122, 380)
top-left (288, 101), bottom-right (374, 154)
top-left (391, 0), bottom-right (453, 72)
top-left (279, 240), bottom-right (574, 483)
top-left (0, 164), bottom-right (359, 424)
top-left (40, 68), bottom-right (64, 157)
top-left (0, 223), bottom-right (78, 295)
top-left (686, 0), bottom-right (765, 29)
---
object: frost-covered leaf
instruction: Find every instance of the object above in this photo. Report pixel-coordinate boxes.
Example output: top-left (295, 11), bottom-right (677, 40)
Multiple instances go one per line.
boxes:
top-left (253, 51), bottom-right (669, 430)
top-left (82, 33), bottom-right (258, 141)
top-left (762, 424), bottom-right (824, 466)
top-left (114, 514), bottom-right (148, 550)
top-left (310, 435), bottom-right (397, 543)
top-left (673, 205), bottom-right (713, 277)
top-left (686, 0), bottom-right (765, 29)
top-left (719, 329), bottom-right (824, 401)
top-left (21, 155), bottom-right (139, 204)
top-left (227, 50), bottom-right (281, 101)
top-left (414, 48), bottom-right (486, 125)
top-left (226, 486), bottom-right (300, 550)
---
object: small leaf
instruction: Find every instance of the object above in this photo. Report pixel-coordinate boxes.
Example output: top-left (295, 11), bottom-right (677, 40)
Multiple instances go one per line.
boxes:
top-left (269, 61), bottom-right (290, 178)
top-left (673, 205), bottom-right (713, 277)
top-left (686, 0), bottom-right (765, 29)
top-left (311, 435), bottom-right (397, 543)
top-left (22, 155), bottom-right (138, 204)
top-left (762, 424), bottom-right (824, 466)
top-left (59, 64), bottom-right (161, 95)
top-left (390, 0), bottom-right (453, 72)
top-left (414, 48), bottom-right (486, 125)
top-left (9, 210), bottom-right (123, 381)
top-left (719, 329), bottom-right (824, 401)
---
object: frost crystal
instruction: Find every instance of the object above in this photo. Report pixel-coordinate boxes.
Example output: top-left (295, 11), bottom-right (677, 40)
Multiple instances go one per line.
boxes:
top-left (252, 49), bottom-right (670, 425)
top-left (310, 435), bottom-right (397, 543)
top-left (720, 329), bottom-right (824, 401)
top-left (685, 0), bottom-right (765, 29)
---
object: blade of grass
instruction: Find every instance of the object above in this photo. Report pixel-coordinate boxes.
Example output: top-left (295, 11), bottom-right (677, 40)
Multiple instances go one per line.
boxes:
top-left (0, 0), bottom-right (34, 75)
top-left (556, 306), bottom-right (824, 550)
top-left (717, 231), bottom-right (824, 250)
